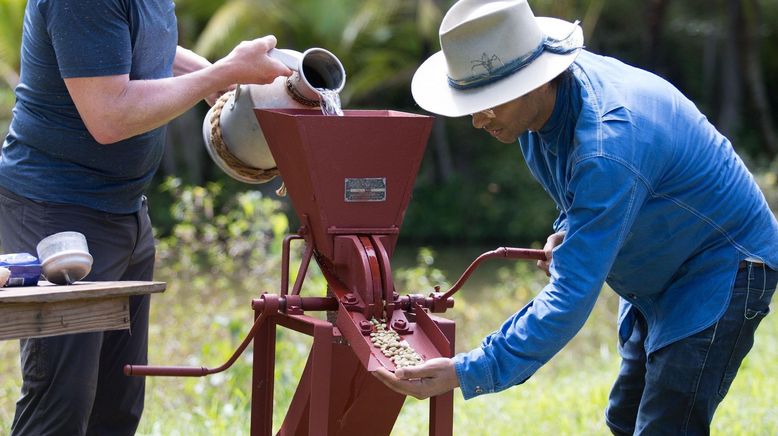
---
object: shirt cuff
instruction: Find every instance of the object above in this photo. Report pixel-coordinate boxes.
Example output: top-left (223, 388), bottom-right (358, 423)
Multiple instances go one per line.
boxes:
top-left (452, 347), bottom-right (494, 400)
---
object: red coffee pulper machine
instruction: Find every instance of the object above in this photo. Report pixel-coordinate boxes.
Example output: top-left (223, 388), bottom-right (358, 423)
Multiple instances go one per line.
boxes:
top-left (125, 109), bottom-right (545, 435)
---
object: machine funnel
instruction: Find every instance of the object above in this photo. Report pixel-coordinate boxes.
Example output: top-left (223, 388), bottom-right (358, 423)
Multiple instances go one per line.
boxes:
top-left (255, 109), bottom-right (433, 264)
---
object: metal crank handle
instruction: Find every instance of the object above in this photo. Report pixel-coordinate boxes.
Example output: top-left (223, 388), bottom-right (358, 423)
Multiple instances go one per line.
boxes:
top-left (499, 247), bottom-right (547, 260)
top-left (125, 365), bottom-right (210, 377)
top-left (124, 310), bottom-right (270, 377)
top-left (440, 247), bottom-right (547, 300)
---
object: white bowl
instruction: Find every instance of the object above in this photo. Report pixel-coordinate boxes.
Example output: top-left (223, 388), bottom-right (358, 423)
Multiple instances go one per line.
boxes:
top-left (36, 232), bottom-right (93, 285)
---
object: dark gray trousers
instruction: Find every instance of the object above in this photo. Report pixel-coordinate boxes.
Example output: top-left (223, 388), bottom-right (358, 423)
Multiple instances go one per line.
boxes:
top-left (0, 186), bottom-right (155, 436)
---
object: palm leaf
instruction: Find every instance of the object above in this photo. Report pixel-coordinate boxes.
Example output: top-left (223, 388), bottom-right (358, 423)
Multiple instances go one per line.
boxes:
top-left (194, 0), bottom-right (287, 59)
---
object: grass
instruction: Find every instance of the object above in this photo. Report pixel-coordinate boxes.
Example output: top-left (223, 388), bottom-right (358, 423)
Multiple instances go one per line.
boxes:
top-left (1, 257), bottom-right (776, 435)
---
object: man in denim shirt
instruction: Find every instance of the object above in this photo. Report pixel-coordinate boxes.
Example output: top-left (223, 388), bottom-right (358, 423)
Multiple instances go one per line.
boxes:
top-left (374, 1), bottom-right (778, 433)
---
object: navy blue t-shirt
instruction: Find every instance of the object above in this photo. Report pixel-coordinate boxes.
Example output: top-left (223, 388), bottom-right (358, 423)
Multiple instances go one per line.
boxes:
top-left (0, 0), bottom-right (178, 213)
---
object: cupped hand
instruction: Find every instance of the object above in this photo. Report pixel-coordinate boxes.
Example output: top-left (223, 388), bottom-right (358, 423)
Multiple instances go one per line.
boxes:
top-left (372, 357), bottom-right (459, 400)
top-left (537, 230), bottom-right (565, 276)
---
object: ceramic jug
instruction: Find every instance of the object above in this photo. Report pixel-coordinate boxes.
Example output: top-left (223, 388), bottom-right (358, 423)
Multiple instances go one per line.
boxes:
top-left (202, 47), bottom-right (346, 184)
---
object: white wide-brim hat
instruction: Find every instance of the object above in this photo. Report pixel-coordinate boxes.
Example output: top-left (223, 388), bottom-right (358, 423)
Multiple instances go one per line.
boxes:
top-left (412, 0), bottom-right (584, 117)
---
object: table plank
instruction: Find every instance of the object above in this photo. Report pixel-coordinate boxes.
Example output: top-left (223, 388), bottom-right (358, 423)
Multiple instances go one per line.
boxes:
top-left (0, 297), bottom-right (129, 340)
top-left (0, 281), bottom-right (166, 303)
top-left (0, 280), bottom-right (166, 340)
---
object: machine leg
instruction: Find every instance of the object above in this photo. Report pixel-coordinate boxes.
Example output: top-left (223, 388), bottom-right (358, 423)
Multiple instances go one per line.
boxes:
top-left (308, 321), bottom-right (333, 435)
top-left (429, 315), bottom-right (456, 435)
top-left (430, 392), bottom-right (454, 435)
top-left (251, 312), bottom-right (277, 436)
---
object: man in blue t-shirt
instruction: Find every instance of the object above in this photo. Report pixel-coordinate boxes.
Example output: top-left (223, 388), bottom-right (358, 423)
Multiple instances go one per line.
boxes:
top-left (0, 1), bottom-right (291, 434)
top-left (374, 1), bottom-right (778, 434)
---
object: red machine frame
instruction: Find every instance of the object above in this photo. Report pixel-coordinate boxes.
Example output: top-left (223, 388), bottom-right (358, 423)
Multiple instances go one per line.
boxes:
top-left (124, 109), bottom-right (545, 435)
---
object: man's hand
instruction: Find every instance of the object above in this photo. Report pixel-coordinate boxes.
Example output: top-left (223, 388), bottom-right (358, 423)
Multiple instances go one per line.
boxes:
top-left (373, 357), bottom-right (459, 400)
top-left (214, 35), bottom-right (292, 86)
top-left (538, 230), bottom-right (565, 276)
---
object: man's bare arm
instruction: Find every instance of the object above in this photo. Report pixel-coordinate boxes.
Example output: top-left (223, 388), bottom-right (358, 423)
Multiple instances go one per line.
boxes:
top-left (173, 46), bottom-right (211, 77)
top-left (64, 36), bottom-right (291, 144)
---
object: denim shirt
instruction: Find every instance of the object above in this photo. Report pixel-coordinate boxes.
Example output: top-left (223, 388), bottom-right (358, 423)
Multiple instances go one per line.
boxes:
top-left (453, 51), bottom-right (778, 400)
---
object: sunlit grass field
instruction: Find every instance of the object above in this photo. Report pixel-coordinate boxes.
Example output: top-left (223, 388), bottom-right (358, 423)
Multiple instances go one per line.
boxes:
top-left (1, 256), bottom-right (775, 435)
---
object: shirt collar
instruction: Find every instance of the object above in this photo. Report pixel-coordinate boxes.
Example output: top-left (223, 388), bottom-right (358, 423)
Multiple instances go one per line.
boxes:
top-left (536, 71), bottom-right (580, 155)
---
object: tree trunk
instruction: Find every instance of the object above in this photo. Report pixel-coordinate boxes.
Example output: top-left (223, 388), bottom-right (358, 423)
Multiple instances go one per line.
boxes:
top-left (432, 117), bottom-right (454, 183)
top-left (717, 0), bottom-right (742, 139)
top-left (645, 0), bottom-right (670, 70)
top-left (424, 0), bottom-right (454, 183)
top-left (739, 0), bottom-right (778, 158)
top-left (581, 0), bottom-right (605, 43)
top-left (702, 24), bottom-right (719, 112)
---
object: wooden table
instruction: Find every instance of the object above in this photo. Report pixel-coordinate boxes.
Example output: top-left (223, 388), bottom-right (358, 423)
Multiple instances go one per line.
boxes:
top-left (0, 281), bottom-right (166, 341)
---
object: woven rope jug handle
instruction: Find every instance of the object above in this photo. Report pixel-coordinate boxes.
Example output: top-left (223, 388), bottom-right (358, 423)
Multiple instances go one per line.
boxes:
top-left (209, 89), bottom-right (286, 196)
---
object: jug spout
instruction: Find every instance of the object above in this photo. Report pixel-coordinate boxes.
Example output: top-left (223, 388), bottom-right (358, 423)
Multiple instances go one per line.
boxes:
top-left (269, 47), bottom-right (346, 102)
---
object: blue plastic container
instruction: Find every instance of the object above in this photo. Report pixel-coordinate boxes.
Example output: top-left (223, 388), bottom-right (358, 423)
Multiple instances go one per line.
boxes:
top-left (0, 253), bottom-right (42, 287)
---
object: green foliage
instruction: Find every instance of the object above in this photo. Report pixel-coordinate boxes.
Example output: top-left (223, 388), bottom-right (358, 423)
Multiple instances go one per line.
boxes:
top-left (755, 159), bottom-right (778, 211)
top-left (188, 0), bottom-right (442, 109)
top-left (403, 119), bottom-right (559, 244)
top-left (0, 0), bottom-right (23, 138)
top-left (393, 246), bottom-right (449, 294)
top-left (155, 178), bottom-right (290, 288)
top-left (0, 0), bottom-right (24, 87)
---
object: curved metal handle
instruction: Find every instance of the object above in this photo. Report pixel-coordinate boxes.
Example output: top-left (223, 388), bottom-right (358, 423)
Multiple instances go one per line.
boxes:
top-left (440, 247), bottom-right (546, 300)
top-left (268, 48), bottom-right (302, 71)
top-left (124, 308), bottom-right (271, 377)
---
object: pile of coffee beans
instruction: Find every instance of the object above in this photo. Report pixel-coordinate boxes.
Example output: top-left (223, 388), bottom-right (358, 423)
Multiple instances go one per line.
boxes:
top-left (369, 318), bottom-right (423, 369)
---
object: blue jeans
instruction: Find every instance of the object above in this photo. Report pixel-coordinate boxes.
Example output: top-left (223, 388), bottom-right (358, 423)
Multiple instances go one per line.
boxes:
top-left (605, 262), bottom-right (777, 435)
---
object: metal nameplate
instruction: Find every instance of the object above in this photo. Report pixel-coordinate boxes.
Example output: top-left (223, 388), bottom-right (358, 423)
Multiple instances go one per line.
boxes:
top-left (344, 178), bottom-right (386, 202)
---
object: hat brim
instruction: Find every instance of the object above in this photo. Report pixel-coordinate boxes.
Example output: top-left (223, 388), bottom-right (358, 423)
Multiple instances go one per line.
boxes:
top-left (411, 17), bottom-right (583, 117)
